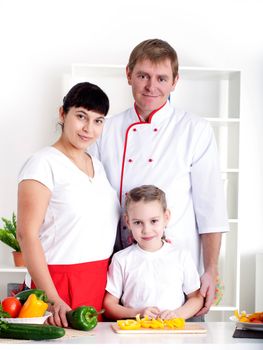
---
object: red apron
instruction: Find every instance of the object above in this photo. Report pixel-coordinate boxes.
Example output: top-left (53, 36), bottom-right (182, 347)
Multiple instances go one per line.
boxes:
top-left (31, 258), bottom-right (109, 315)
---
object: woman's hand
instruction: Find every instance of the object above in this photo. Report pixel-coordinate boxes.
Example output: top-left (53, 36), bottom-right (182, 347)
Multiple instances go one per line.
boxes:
top-left (158, 309), bottom-right (178, 320)
top-left (47, 298), bottom-right (71, 328)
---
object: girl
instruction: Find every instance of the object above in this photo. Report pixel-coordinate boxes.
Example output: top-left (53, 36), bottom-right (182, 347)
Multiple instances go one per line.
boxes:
top-left (103, 185), bottom-right (203, 320)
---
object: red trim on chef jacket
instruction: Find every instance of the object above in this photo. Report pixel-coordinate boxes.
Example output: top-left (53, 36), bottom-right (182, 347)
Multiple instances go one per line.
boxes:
top-left (30, 258), bottom-right (109, 318)
top-left (119, 102), bottom-right (167, 204)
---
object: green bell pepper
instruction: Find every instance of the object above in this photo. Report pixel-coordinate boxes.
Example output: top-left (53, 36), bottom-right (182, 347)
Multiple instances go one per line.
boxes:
top-left (66, 306), bottom-right (103, 331)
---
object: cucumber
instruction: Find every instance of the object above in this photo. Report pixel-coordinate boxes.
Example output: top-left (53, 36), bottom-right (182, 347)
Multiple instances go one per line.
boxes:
top-left (0, 321), bottom-right (65, 340)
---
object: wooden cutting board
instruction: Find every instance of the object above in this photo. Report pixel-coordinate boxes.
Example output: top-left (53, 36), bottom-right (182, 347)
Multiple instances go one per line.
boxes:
top-left (111, 323), bottom-right (207, 334)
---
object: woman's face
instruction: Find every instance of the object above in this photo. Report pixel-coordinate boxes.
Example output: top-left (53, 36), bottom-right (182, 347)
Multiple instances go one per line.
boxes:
top-left (59, 106), bottom-right (105, 150)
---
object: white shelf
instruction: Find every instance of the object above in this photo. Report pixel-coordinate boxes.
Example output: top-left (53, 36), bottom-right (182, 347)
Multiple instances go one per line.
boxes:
top-left (222, 169), bottom-right (239, 173)
top-left (210, 306), bottom-right (238, 311)
top-left (0, 267), bottom-right (27, 273)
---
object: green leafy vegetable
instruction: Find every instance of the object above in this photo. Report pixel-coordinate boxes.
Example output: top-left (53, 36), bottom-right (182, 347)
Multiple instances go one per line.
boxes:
top-left (0, 213), bottom-right (20, 252)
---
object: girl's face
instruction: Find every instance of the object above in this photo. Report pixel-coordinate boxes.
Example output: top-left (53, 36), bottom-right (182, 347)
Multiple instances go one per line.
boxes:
top-left (125, 200), bottom-right (170, 252)
top-left (59, 106), bottom-right (105, 150)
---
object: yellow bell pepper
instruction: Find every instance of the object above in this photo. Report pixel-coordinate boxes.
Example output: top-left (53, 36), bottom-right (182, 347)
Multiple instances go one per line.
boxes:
top-left (18, 293), bottom-right (48, 318)
top-left (234, 310), bottom-right (249, 322)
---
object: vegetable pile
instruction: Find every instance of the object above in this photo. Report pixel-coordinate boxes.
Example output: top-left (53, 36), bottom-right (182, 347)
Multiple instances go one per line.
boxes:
top-left (0, 289), bottom-right (65, 340)
top-left (117, 314), bottom-right (185, 330)
top-left (0, 289), bottom-right (49, 319)
top-left (234, 310), bottom-right (263, 323)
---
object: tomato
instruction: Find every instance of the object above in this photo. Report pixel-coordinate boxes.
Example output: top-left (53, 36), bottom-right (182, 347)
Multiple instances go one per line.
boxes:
top-left (250, 319), bottom-right (263, 323)
top-left (1, 297), bottom-right (22, 318)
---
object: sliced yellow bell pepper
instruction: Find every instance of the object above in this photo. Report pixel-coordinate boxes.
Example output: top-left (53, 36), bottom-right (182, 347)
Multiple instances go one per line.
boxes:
top-left (18, 293), bottom-right (48, 318)
top-left (164, 318), bottom-right (185, 329)
top-left (117, 319), bottom-right (141, 330)
top-left (116, 314), bottom-right (185, 330)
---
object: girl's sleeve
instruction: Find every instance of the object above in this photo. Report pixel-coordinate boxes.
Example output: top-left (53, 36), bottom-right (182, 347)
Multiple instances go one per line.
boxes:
top-left (105, 254), bottom-right (124, 299)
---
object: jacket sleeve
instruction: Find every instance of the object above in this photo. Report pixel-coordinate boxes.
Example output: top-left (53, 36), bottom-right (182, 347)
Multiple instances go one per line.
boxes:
top-left (190, 122), bottom-right (229, 234)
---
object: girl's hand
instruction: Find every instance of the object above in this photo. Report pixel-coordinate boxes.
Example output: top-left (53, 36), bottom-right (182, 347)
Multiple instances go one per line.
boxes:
top-left (158, 309), bottom-right (178, 320)
top-left (141, 306), bottom-right (160, 319)
top-left (46, 298), bottom-right (71, 328)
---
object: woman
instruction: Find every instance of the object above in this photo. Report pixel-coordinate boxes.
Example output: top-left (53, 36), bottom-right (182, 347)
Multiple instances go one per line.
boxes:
top-left (17, 82), bottom-right (120, 327)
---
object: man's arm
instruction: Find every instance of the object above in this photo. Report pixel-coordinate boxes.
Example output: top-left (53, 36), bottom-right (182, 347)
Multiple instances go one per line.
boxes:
top-left (195, 232), bottom-right (222, 316)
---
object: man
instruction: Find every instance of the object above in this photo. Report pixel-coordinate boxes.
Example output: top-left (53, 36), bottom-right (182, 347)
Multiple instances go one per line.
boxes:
top-left (90, 39), bottom-right (229, 318)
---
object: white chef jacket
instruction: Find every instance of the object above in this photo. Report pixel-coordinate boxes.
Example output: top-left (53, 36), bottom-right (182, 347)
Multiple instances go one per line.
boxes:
top-left (106, 242), bottom-right (201, 310)
top-left (89, 101), bottom-right (229, 273)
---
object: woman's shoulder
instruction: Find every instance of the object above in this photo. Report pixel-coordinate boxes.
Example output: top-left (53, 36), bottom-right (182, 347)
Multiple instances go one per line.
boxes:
top-left (18, 147), bottom-right (59, 188)
top-left (20, 147), bottom-right (51, 168)
top-left (26, 146), bottom-right (60, 162)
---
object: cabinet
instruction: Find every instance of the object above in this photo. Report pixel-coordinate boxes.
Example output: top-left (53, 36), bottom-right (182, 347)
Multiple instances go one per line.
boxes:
top-left (67, 64), bottom-right (241, 320)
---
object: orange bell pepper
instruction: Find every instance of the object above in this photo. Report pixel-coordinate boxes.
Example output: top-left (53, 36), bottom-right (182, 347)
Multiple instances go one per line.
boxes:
top-left (18, 293), bottom-right (48, 318)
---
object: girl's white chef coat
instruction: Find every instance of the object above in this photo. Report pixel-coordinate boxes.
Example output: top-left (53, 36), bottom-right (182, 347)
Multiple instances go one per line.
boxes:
top-left (90, 101), bottom-right (229, 273)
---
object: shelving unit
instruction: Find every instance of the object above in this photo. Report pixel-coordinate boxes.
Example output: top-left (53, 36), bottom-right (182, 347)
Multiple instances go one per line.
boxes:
top-left (0, 64), bottom-right (241, 321)
top-left (67, 64), bottom-right (241, 321)
top-left (0, 266), bottom-right (26, 299)
top-left (171, 67), bottom-right (241, 320)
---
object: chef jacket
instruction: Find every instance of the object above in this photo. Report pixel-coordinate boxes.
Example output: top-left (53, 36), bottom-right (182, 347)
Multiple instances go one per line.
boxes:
top-left (89, 101), bottom-right (229, 273)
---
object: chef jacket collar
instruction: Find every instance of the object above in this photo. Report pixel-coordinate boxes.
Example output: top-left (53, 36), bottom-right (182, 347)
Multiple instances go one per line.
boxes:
top-left (133, 100), bottom-right (173, 125)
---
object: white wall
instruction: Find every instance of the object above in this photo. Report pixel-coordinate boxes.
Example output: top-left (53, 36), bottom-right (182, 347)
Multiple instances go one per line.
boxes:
top-left (0, 0), bottom-right (263, 312)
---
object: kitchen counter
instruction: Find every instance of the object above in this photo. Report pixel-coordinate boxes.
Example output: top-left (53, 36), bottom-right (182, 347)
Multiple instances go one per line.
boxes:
top-left (1, 322), bottom-right (262, 349)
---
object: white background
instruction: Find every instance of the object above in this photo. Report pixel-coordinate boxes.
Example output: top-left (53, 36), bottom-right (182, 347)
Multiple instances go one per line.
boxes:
top-left (0, 0), bottom-right (262, 313)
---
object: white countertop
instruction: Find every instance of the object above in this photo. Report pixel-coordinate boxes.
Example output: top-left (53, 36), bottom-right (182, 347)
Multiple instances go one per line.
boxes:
top-left (1, 322), bottom-right (262, 349)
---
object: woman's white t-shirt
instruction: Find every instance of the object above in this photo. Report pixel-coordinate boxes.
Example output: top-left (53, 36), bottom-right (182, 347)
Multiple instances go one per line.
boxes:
top-left (106, 242), bottom-right (200, 310)
top-left (18, 146), bottom-right (120, 264)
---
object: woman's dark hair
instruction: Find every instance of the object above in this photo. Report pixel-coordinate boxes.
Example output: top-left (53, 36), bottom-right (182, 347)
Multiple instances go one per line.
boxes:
top-left (62, 82), bottom-right (109, 116)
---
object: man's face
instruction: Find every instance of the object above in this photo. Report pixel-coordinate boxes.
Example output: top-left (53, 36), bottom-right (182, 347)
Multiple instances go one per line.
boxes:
top-left (126, 58), bottom-right (178, 120)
